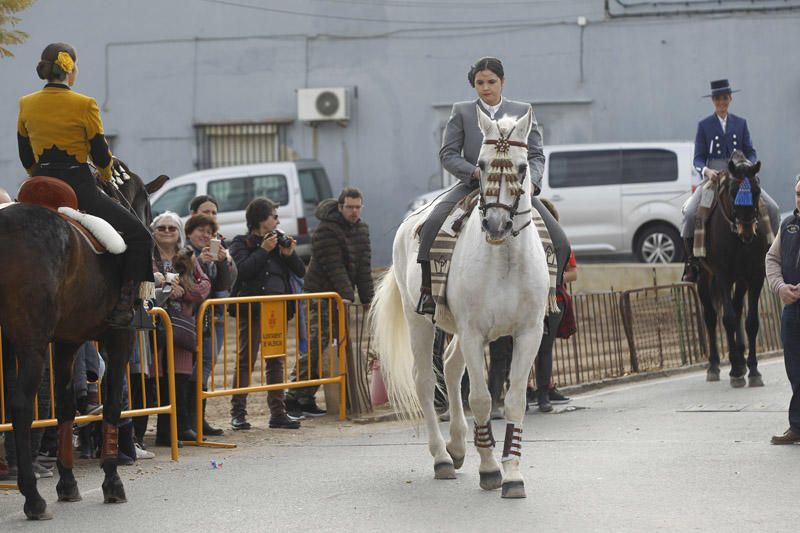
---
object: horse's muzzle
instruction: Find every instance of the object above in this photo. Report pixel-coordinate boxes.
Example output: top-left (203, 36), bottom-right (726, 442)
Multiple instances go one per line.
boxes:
top-left (736, 221), bottom-right (757, 243)
top-left (481, 217), bottom-right (512, 244)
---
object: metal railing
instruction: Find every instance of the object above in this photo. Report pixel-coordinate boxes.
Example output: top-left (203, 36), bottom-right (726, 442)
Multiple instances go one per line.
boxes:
top-left (191, 293), bottom-right (348, 446)
top-left (552, 283), bottom-right (784, 387)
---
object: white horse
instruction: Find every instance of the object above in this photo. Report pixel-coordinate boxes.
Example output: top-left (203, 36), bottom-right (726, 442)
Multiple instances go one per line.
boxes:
top-left (370, 108), bottom-right (550, 498)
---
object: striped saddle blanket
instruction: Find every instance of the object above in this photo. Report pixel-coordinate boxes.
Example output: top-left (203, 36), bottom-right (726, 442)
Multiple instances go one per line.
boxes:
top-left (428, 191), bottom-right (558, 325)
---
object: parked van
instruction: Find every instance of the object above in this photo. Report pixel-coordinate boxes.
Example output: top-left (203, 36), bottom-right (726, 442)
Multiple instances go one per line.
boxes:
top-left (406, 142), bottom-right (699, 263)
top-left (150, 160), bottom-right (333, 260)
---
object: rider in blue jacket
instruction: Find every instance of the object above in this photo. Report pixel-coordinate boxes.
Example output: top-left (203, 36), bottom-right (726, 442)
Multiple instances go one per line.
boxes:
top-left (681, 79), bottom-right (779, 282)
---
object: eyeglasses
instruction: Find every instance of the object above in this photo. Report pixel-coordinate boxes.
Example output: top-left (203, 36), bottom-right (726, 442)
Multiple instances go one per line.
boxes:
top-left (155, 226), bottom-right (179, 233)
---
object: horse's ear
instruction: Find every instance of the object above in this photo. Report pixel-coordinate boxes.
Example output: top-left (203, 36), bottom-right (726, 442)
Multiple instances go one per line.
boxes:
top-left (145, 175), bottom-right (169, 194)
top-left (477, 105), bottom-right (494, 136)
top-left (753, 161), bottom-right (761, 175)
top-left (518, 106), bottom-right (534, 138)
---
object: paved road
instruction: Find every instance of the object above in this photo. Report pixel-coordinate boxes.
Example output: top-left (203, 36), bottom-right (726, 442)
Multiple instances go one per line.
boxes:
top-left (1, 357), bottom-right (797, 532)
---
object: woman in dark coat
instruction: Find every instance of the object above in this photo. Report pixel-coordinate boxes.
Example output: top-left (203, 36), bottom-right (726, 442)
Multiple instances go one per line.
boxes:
top-left (228, 198), bottom-right (306, 431)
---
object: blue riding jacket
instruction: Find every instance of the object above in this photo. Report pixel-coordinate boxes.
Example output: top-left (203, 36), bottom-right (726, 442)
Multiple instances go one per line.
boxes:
top-left (693, 113), bottom-right (756, 173)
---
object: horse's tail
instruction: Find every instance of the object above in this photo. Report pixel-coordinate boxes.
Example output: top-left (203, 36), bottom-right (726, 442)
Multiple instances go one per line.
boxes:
top-left (368, 266), bottom-right (421, 419)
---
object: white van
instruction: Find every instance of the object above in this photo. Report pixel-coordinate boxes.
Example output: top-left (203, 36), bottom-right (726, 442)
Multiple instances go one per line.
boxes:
top-left (407, 142), bottom-right (699, 263)
top-left (150, 160), bottom-right (333, 260)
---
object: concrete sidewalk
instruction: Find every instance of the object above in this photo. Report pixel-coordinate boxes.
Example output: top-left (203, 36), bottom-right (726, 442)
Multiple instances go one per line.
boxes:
top-left (1, 357), bottom-right (796, 532)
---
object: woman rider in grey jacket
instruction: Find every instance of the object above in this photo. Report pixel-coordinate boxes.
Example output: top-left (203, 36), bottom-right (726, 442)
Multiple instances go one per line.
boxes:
top-left (416, 57), bottom-right (546, 314)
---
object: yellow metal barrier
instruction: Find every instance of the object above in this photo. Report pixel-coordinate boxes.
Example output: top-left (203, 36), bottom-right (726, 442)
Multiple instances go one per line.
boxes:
top-left (190, 292), bottom-right (347, 448)
top-left (0, 307), bottom-right (179, 490)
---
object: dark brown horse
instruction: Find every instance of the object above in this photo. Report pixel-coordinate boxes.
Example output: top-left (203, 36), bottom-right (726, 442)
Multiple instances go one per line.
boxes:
top-left (0, 159), bottom-right (166, 520)
top-left (697, 151), bottom-right (769, 387)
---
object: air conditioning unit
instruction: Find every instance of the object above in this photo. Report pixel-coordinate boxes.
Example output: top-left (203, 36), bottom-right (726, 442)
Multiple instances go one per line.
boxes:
top-left (297, 88), bottom-right (349, 122)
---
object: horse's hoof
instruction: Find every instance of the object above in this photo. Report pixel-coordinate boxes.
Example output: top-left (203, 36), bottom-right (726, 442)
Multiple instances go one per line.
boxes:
top-left (102, 478), bottom-right (128, 504)
top-left (479, 470), bottom-right (503, 490)
top-left (501, 480), bottom-right (526, 499)
top-left (56, 480), bottom-right (82, 502)
top-left (730, 375), bottom-right (746, 388)
top-left (748, 375), bottom-right (764, 387)
top-left (706, 368), bottom-right (720, 382)
top-left (24, 499), bottom-right (52, 521)
top-left (446, 445), bottom-right (465, 470)
top-left (434, 461), bottom-right (457, 480)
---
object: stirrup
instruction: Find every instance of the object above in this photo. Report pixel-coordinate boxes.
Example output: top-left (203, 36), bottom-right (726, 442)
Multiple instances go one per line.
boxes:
top-left (415, 291), bottom-right (436, 316)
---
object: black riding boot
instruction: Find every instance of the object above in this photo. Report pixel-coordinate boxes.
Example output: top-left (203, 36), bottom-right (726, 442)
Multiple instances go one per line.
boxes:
top-left (108, 279), bottom-right (138, 328)
top-left (415, 261), bottom-right (436, 315)
top-left (681, 238), bottom-right (700, 283)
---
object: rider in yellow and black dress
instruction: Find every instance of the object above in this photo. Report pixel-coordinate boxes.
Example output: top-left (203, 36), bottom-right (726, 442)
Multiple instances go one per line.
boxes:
top-left (17, 42), bottom-right (154, 327)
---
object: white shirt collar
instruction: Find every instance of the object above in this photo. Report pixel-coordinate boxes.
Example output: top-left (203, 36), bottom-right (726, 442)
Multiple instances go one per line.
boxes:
top-left (480, 97), bottom-right (503, 119)
top-left (716, 113), bottom-right (728, 133)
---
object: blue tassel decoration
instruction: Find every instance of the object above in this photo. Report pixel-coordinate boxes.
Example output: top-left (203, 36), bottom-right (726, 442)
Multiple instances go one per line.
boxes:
top-left (734, 178), bottom-right (753, 206)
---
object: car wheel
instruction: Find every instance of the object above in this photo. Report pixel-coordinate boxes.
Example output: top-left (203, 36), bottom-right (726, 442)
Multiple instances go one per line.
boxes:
top-left (635, 224), bottom-right (683, 264)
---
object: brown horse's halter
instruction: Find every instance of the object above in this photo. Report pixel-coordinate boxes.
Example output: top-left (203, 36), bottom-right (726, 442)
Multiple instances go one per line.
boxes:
top-left (479, 127), bottom-right (531, 237)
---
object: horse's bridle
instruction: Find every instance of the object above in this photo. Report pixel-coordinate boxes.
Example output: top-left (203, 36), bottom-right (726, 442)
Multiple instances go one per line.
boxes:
top-left (715, 173), bottom-right (760, 236)
top-left (479, 128), bottom-right (531, 237)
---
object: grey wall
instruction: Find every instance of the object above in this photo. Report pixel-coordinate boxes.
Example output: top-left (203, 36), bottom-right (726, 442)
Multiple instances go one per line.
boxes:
top-left (2, 0), bottom-right (799, 265)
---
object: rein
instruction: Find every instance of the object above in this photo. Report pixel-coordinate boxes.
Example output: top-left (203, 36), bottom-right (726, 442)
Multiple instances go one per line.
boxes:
top-left (478, 128), bottom-right (531, 237)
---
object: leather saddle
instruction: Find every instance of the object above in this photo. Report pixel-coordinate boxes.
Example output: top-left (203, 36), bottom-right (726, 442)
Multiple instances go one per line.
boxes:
top-left (16, 176), bottom-right (122, 254)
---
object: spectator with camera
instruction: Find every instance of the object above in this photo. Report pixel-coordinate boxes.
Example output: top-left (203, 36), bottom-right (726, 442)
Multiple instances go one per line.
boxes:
top-left (285, 187), bottom-right (374, 417)
top-left (185, 213), bottom-right (236, 437)
top-left (228, 197), bottom-right (306, 430)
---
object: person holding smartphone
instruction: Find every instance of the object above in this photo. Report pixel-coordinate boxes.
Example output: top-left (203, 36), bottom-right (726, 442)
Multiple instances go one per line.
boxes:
top-left (185, 214), bottom-right (236, 436)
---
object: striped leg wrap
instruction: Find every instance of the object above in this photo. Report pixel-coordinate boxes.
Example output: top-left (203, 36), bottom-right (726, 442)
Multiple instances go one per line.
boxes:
top-left (474, 422), bottom-right (496, 449)
top-left (501, 423), bottom-right (522, 462)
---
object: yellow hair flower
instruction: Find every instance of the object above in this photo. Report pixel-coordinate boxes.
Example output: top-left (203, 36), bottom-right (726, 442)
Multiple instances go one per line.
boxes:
top-left (55, 51), bottom-right (75, 74)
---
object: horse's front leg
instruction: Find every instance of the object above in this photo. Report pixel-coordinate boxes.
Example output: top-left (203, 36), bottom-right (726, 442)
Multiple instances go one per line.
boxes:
top-left (725, 284), bottom-right (747, 387)
top-left (52, 342), bottom-right (82, 502)
top-left (442, 336), bottom-right (467, 470)
top-left (698, 276), bottom-right (720, 381)
top-left (407, 316), bottom-right (452, 479)
top-left (461, 332), bottom-right (502, 490)
top-left (99, 331), bottom-right (134, 504)
top-left (7, 342), bottom-right (50, 520)
top-left (498, 327), bottom-right (542, 499)
top-left (745, 279), bottom-right (764, 386)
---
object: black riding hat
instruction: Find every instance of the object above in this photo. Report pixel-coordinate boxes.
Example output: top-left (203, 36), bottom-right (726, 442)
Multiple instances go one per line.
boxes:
top-left (704, 79), bottom-right (739, 98)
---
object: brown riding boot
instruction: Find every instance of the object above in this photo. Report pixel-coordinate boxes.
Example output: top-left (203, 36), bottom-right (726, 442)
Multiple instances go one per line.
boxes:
top-left (415, 261), bottom-right (436, 315)
top-left (681, 238), bottom-right (700, 283)
top-left (108, 279), bottom-right (138, 328)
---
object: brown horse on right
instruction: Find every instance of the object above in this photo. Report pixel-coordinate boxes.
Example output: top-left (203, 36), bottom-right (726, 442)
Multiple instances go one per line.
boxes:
top-left (0, 160), bottom-right (166, 520)
top-left (697, 151), bottom-right (770, 387)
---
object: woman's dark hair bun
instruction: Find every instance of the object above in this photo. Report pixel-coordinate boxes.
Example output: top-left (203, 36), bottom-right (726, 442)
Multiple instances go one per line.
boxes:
top-left (36, 60), bottom-right (52, 80)
top-left (467, 56), bottom-right (504, 87)
top-left (36, 42), bottom-right (77, 82)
